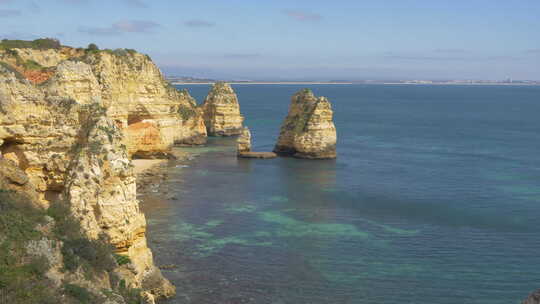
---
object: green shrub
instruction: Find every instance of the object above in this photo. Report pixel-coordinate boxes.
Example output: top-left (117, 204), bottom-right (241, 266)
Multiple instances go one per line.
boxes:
top-left (117, 280), bottom-right (143, 304)
top-left (113, 253), bottom-right (132, 266)
top-left (0, 190), bottom-right (144, 303)
top-left (21, 59), bottom-right (43, 70)
top-left (0, 38), bottom-right (61, 50)
top-left (47, 201), bottom-right (116, 274)
top-left (0, 190), bottom-right (61, 303)
top-left (178, 104), bottom-right (196, 121)
top-left (86, 43), bottom-right (99, 52)
top-left (0, 61), bottom-right (25, 80)
top-left (64, 283), bottom-right (95, 304)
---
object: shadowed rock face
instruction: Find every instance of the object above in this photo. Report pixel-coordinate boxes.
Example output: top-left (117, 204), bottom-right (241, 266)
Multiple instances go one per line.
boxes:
top-left (201, 82), bottom-right (244, 136)
top-left (274, 89), bottom-right (337, 159)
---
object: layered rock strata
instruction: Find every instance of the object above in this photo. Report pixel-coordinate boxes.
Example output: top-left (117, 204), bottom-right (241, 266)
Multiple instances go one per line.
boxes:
top-left (83, 51), bottom-right (207, 152)
top-left (0, 47), bottom-right (176, 300)
top-left (201, 82), bottom-right (244, 136)
top-left (236, 127), bottom-right (252, 154)
top-left (274, 89), bottom-right (337, 159)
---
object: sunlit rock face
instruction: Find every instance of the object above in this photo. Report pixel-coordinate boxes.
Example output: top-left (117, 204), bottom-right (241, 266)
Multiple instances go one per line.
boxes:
top-left (83, 51), bottom-right (207, 154)
top-left (0, 49), bottom-right (176, 299)
top-left (237, 127), bottom-right (252, 154)
top-left (274, 89), bottom-right (337, 159)
top-left (200, 82), bottom-right (244, 136)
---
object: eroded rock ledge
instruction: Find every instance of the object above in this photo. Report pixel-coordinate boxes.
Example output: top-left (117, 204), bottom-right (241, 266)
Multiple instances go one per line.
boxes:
top-left (274, 89), bottom-right (337, 159)
top-left (236, 127), bottom-right (277, 159)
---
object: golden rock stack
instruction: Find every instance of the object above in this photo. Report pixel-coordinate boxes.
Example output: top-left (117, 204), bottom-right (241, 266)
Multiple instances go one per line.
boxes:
top-left (274, 89), bottom-right (337, 159)
top-left (200, 82), bottom-right (244, 136)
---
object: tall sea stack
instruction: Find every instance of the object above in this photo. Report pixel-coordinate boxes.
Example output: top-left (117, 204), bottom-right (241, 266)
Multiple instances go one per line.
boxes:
top-left (200, 82), bottom-right (244, 136)
top-left (274, 89), bottom-right (337, 159)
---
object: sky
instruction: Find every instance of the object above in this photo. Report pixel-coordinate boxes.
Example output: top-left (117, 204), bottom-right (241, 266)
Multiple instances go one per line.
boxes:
top-left (0, 0), bottom-right (539, 81)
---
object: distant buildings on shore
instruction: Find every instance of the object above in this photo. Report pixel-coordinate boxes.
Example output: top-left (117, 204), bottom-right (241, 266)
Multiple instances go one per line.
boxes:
top-left (165, 76), bottom-right (540, 86)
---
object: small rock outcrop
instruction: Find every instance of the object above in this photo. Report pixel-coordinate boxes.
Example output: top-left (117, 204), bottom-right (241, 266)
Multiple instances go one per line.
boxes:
top-left (201, 82), bottom-right (244, 136)
top-left (236, 127), bottom-right (277, 159)
top-left (274, 89), bottom-right (337, 159)
top-left (523, 289), bottom-right (540, 304)
top-left (237, 127), bottom-right (252, 154)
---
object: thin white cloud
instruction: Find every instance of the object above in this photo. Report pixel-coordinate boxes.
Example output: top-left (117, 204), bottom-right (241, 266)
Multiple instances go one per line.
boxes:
top-left (282, 10), bottom-right (322, 22)
top-left (433, 49), bottom-right (467, 53)
top-left (0, 9), bottom-right (20, 17)
top-left (224, 53), bottom-right (261, 59)
top-left (124, 0), bottom-right (147, 8)
top-left (184, 19), bottom-right (215, 27)
top-left (79, 20), bottom-right (160, 36)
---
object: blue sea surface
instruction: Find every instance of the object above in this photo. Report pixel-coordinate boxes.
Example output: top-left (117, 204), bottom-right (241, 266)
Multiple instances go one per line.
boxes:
top-left (141, 84), bottom-right (540, 304)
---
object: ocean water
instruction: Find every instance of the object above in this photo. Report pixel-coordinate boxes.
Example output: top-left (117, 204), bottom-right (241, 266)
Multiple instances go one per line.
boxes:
top-left (141, 84), bottom-right (540, 304)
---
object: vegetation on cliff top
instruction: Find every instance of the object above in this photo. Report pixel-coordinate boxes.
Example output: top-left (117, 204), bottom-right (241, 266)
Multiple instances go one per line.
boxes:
top-left (0, 38), bottom-right (62, 50)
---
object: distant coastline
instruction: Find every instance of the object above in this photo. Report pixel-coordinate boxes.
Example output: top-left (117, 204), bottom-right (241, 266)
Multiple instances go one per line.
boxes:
top-left (171, 82), bottom-right (354, 85)
top-left (170, 81), bottom-right (539, 86)
top-left (168, 77), bottom-right (539, 86)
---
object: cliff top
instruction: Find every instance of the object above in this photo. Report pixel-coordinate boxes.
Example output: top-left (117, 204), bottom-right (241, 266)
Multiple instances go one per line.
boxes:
top-left (0, 38), bottom-right (152, 84)
top-left (0, 38), bottom-right (63, 50)
top-left (209, 81), bottom-right (235, 94)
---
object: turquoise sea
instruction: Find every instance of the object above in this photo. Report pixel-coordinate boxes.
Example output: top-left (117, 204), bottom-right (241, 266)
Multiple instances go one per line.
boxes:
top-left (141, 84), bottom-right (540, 304)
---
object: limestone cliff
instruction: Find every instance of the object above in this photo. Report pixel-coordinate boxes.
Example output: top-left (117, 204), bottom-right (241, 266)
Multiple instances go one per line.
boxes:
top-left (201, 82), bottom-right (244, 136)
top-left (0, 49), bottom-right (174, 301)
top-left (274, 89), bottom-right (337, 159)
top-left (0, 41), bottom-right (207, 156)
top-left (83, 50), bottom-right (207, 152)
top-left (0, 157), bottom-right (161, 303)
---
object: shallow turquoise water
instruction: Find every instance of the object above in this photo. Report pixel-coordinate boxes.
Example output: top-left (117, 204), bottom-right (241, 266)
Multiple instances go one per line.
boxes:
top-left (142, 84), bottom-right (540, 304)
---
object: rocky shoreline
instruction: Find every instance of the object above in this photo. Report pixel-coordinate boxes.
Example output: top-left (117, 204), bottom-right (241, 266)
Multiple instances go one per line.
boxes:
top-left (134, 149), bottom-right (194, 199)
top-left (0, 38), bottom-right (339, 303)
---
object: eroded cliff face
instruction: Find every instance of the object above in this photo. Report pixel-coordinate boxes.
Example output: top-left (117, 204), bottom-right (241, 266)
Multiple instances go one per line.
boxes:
top-left (274, 89), bottom-right (337, 159)
top-left (201, 82), bottom-right (244, 136)
top-left (63, 110), bottom-right (174, 298)
top-left (0, 53), bottom-right (174, 300)
top-left (0, 45), bottom-right (207, 156)
top-left (84, 51), bottom-right (207, 153)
